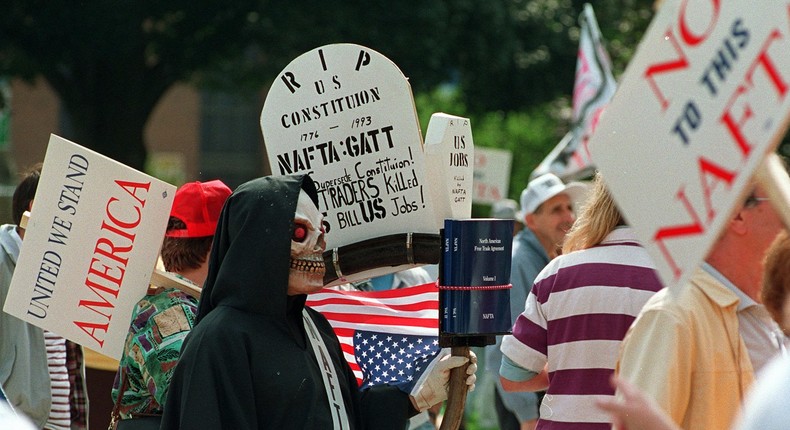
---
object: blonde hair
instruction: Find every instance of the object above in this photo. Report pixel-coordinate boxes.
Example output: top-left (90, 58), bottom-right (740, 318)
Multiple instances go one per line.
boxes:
top-left (562, 171), bottom-right (624, 253)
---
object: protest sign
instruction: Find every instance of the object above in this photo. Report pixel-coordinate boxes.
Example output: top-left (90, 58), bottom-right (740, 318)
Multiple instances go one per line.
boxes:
top-left (472, 147), bottom-right (512, 205)
top-left (588, 0), bottom-right (790, 289)
top-left (261, 43), bottom-right (437, 251)
top-left (3, 135), bottom-right (175, 358)
top-left (533, 3), bottom-right (615, 181)
top-left (424, 113), bottom-right (474, 219)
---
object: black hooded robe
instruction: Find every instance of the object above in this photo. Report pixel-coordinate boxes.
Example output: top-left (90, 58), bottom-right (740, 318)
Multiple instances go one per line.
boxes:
top-left (160, 174), bottom-right (415, 430)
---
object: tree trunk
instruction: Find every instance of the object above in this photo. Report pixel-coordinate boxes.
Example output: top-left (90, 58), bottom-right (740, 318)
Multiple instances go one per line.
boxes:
top-left (67, 107), bottom-right (149, 172)
top-left (44, 62), bottom-right (171, 173)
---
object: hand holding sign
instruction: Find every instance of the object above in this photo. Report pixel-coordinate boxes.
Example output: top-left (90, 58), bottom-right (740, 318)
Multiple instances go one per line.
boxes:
top-left (261, 44), bottom-right (480, 430)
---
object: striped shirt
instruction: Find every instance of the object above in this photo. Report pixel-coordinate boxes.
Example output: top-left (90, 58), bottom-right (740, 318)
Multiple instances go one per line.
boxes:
top-left (501, 227), bottom-right (663, 430)
top-left (43, 331), bottom-right (71, 430)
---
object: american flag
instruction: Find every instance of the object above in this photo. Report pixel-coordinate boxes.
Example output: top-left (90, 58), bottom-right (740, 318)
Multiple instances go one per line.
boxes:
top-left (306, 282), bottom-right (441, 393)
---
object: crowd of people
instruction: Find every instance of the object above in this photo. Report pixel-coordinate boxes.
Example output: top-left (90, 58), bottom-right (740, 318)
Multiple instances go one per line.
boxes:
top-left (0, 168), bottom-right (476, 430)
top-left (500, 172), bottom-right (663, 428)
top-left (0, 164), bottom-right (86, 430)
top-left (489, 171), bottom-right (789, 430)
top-left (0, 151), bottom-right (788, 430)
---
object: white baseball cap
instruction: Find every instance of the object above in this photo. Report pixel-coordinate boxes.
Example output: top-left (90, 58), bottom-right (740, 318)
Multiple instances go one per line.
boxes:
top-left (518, 173), bottom-right (588, 219)
top-left (490, 199), bottom-right (520, 222)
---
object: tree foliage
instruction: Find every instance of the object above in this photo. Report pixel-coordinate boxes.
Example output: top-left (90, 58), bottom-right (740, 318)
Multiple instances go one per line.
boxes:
top-left (0, 0), bottom-right (656, 172)
top-left (446, 0), bottom-right (655, 113)
top-left (1, 0), bottom-right (265, 169)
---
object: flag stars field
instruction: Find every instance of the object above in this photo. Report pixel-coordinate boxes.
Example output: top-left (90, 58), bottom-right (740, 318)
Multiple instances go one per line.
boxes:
top-left (305, 283), bottom-right (441, 392)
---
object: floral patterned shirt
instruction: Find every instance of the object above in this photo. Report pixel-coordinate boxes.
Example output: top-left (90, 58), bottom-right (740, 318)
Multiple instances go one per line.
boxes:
top-left (111, 286), bottom-right (198, 417)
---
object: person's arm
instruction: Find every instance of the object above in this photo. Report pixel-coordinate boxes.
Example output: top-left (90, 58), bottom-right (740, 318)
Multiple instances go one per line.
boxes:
top-left (358, 385), bottom-right (415, 430)
top-left (499, 355), bottom-right (546, 392)
top-left (596, 375), bottom-right (681, 430)
top-left (509, 242), bottom-right (546, 320)
top-left (499, 284), bottom-right (550, 391)
top-left (356, 352), bottom-right (476, 429)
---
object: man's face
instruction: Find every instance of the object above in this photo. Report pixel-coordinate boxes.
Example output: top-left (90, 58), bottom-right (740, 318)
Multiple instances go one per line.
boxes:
top-left (525, 193), bottom-right (575, 255)
top-left (287, 190), bottom-right (326, 295)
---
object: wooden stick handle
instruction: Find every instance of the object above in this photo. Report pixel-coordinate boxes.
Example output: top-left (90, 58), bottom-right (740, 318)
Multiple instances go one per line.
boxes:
top-left (21, 210), bottom-right (200, 298)
top-left (20, 210), bottom-right (31, 229)
top-left (439, 346), bottom-right (470, 430)
top-left (755, 153), bottom-right (790, 230)
top-left (149, 269), bottom-right (201, 298)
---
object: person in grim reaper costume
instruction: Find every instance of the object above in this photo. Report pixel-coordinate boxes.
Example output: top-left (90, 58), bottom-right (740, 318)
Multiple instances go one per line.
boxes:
top-left (160, 174), bottom-right (474, 430)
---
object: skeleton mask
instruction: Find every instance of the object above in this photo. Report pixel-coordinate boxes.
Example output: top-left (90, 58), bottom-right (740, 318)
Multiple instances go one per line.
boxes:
top-left (287, 190), bottom-right (326, 295)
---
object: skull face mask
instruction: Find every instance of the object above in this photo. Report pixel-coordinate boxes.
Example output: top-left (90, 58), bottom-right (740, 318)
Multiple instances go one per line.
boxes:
top-left (287, 189), bottom-right (326, 295)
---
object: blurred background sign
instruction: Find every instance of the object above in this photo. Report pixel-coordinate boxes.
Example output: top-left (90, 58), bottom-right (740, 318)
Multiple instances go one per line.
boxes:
top-left (473, 147), bottom-right (512, 205)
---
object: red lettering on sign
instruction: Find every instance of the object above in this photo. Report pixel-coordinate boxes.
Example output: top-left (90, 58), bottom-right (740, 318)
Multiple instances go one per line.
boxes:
top-left (73, 179), bottom-right (149, 348)
top-left (698, 157), bottom-right (737, 222)
top-left (678, 0), bottom-right (721, 45)
top-left (73, 320), bottom-right (109, 348)
top-left (644, 29), bottom-right (690, 111)
top-left (106, 197), bottom-right (142, 229)
top-left (653, 186), bottom-right (705, 281)
top-left (720, 28), bottom-right (789, 157)
top-left (116, 180), bottom-right (150, 208)
top-left (746, 29), bottom-right (788, 99)
top-left (474, 183), bottom-right (502, 203)
top-left (720, 85), bottom-right (756, 157)
top-left (77, 291), bottom-right (114, 320)
top-left (93, 237), bottom-right (131, 266)
top-left (644, 0), bottom-right (723, 111)
top-left (85, 257), bottom-right (124, 297)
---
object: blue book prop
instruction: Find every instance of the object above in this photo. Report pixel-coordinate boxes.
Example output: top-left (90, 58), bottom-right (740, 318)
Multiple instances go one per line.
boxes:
top-left (440, 219), bottom-right (513, 336)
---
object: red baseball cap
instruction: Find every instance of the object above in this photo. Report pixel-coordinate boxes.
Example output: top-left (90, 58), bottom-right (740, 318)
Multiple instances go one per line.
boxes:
top-left (166, 180), bottom-right (232, 238)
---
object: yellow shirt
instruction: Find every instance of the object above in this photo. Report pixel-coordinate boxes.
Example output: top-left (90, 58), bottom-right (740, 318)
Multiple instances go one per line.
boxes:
top-left (617, 268), bottom-right (754, 430)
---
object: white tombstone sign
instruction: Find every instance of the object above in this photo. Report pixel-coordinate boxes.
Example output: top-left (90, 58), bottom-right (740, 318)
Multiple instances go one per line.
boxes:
top-left (261, 43), bottom-right (437, 250)
top-left (3, 135), bottom-right (175, 358)
top-left (424, 113), bottom-right (474, 220)
top-left (588, 0), bottom-right (790, 289)
top-left (473, 147), bottom-right (512, 205)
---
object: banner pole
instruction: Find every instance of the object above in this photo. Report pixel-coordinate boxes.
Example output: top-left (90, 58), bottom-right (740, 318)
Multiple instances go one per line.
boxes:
top-left (439, 346), bottom-right (470, 430)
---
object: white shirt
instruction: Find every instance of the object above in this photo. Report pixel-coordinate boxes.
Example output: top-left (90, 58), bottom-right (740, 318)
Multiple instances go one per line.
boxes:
top-left (702, 263), bottom-right (788, 373)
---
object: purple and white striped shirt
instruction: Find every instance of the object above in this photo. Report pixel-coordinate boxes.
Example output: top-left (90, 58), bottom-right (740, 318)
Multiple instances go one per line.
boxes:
top-left (501, 227), bottom-right (663, 430)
